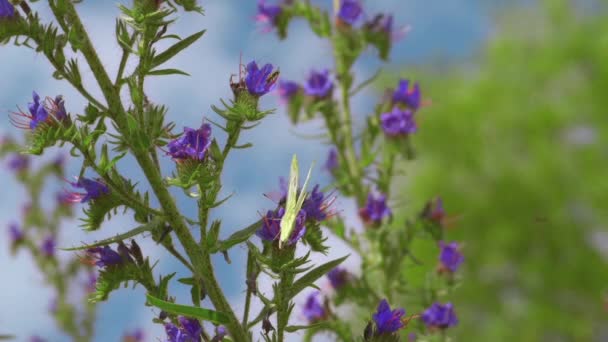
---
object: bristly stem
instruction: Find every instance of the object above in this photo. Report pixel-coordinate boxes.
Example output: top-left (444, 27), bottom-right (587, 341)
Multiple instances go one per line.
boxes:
top-left (51, 3), bottom-right (249, 340)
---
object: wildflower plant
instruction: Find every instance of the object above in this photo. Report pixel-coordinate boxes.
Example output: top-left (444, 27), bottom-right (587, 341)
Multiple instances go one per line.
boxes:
top-left (1, 0), bottom-right (463, 341)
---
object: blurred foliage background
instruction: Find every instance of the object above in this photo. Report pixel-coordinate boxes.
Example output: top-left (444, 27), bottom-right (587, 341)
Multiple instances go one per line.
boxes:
top-left (391, 0), bottom-right (608, 340)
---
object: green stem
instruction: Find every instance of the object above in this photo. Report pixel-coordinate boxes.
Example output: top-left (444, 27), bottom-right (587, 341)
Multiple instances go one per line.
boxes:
top-left (276, 248), bottom-right (296, 342)
top-left (55, 4), bottom-right (248, 340)
top-left (115, 31), bottom-right (138, 86)
top-left (242, 250), bottom-right (255, 327)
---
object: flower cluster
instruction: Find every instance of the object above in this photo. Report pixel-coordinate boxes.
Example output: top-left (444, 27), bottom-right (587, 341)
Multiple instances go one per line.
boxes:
top-left (256, 206), bottom-right (307, 246)
top-left (0, 0), bottom-right (14, 19)
top-left (421, 302), bottom-right (458, 330)
top-left (164, 316), bottom-right (203, 342)
top-left (64, 177), bottom-right (110, 203)
top-left (255, 0), bottom-right (282, 32)
top-left (439, 241), bottom-right (464, 273)
top-left (167, 123), bottom-right (212, 161)
top-left (359, 192), bottom-right (392, 224)
top-left (303, 292), bottom-right (327, 323)
top-left (372, 299), bottom-right (406, 335)
top-left (10, 92), bottom-right (67, 130)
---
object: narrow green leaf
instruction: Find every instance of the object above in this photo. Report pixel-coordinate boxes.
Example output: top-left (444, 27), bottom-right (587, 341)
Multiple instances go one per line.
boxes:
top-left (147, 68), bottom-right (191, 77)
top-left (212, 219), bottom-right (263, 253)
top-left (289, 255), bottom-right (349, 298)
top-left (285, 321), bottom-right (330, 332)
top-left (146, 294), bottom-right (229, 324)
top-left (151, 30), bottom-right (206, 69)
top-left (61, 218), bottom-right (164, 251)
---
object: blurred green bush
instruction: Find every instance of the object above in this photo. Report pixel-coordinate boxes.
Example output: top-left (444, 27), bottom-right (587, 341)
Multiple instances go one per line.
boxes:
top-left (397, 1), bottom-right (608, 340)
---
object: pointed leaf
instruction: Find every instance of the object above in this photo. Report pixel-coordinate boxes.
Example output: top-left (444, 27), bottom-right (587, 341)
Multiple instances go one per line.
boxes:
top-left (289, 255), bottom-right (349, 298)
top-left (62, 218), bottom-right (164, 251)
top-left (151, 30), bottom-right (206, 69)
top-left (146, 294), bottom-right (229, 324)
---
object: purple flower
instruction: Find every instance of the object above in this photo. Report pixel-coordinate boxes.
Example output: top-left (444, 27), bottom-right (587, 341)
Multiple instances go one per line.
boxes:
top-left (278, 80), bottom-right (299, 102)
top-left (359, 193), bottom-right (391, 224)
top-left (167, 123), bottom-right (212, 161)
top-left (439, 241), bottom-right (464, 273)
top-left (7, 154), bottom-right (29, 172)
top-left (421, 302), bottom-right (458, 329)
top-left (337, 0), bottom-right (363, 26)
top-left (325, 148), bottom-right (338, 171)
top-left (327, 267), bottom-right (349, 289)
top-left (304, 69), bottom-right (333, 98)
top-left (301, 185), bottom-right (332, 222)
top-left (302, 292), bottom-right (326, 322)
top-left (422, 197), bottom-right (445, 224)
top-left (10, 92), bottom-right (68, 130)
top-left (8, 223), bottom-right (23, 244)
top-left (0, 0), bottom-right (15, 19)
top-left (123, 329), bottom-right (144, 342)
top-left (211, 325), bottom-right (227, 342)
top-left (65, 177), bottom-right (110, 203)
top-left (87, 246), bottom-right (124, 268)
top-left (41, 235), bottom-right (56, 257)
top-left (28, 91), bottom-right (49, 130)
top-left (381, 106), bottom-right (417, 136)
top-left (29, 337), bottom-right (46, 342)
top-left (245, 61), bottom-right (279, 96)
top-left (392, 79), bottom-right (421, 110)
top-left (256, 0), bottom-right (282, 31)
top-left (165, 317), bottom-right (202, 342)
top-left (256, 207), bottom-right (307, 245)
top-left (408, 332), bottom-right (417, 341)
top-left (373, 299), bottom-right (405, 334)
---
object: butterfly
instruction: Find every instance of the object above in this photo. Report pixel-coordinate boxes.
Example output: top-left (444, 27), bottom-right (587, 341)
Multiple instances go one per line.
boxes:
top-left (279, 154), bottom-right (314, 249)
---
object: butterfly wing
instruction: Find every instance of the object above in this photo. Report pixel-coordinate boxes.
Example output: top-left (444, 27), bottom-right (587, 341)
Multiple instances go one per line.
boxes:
top-left (279, 155), bottom-right (300, 248)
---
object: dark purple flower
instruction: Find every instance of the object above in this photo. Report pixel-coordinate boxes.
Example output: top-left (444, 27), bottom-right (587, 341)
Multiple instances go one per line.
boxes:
top-left (304, 69), bottom-right (333, 98)
top-left (327, 267), bottom-right (349, 289)
top-left (165, 317), bottom-right (202, 342)
top-left (325, 148), bottom-right (338, 171)
top-left (392, 79), bottom-right (421, 110)
top-left (256, 207), bottom-right (307, 245)
top-left (167, 123), bottom-right (212, 161)
top-left (302, 292), bottom-right (326, 323)
top-left (28, 92), bottom-right (48, 130)
top-left (337, 0), bottom-right (363, 26)
top-left (29, 336), bottom-right (46, 342)
top-left (372, 299), bottom-right (405, 334)
top-left (422, 197), bottom-right (445, 225)
top-left (41, 235), bottom-right (56, 257)
top-left (439, 241), bottom-right (464, 273)
top-left (10, 92), bottom-right (68, 130)
top-left (87, 246), bottom-right (123, 268)
top-left (0, 0), bottom-right (15, 19)
top-left (381, 106), bottom-right (416, 136)
top-left (380, 106), bottom-right (416, 136)
top-left (421, 302), bottom-right (458, 329)
top-left (179, 317), bottom-right (202, 339)
top-left (8, 223), bottom-right (24, 244)
top-left (65, 177), bottom-right (110, 203)
top-left (359, 193), bottom-right (391, 224)
top-left (278, 80), bottom-right (299, 102)
top-left (245, 61), bottom-right (279, 96)
top-left (123, 329), bottom-right (144, 342)
top-left (211, 325), bottom-right (227, 342)
top-left (302, 185), bottom-right (332, 222)
top-left (256, 0), bottom-right (282, 31)
top-left (7, 154), bottom-right (29, 172)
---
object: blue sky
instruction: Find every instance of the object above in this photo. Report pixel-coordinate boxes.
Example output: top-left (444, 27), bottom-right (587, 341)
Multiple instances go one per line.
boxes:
top-left (0, 1), bottom-right (510, 341)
